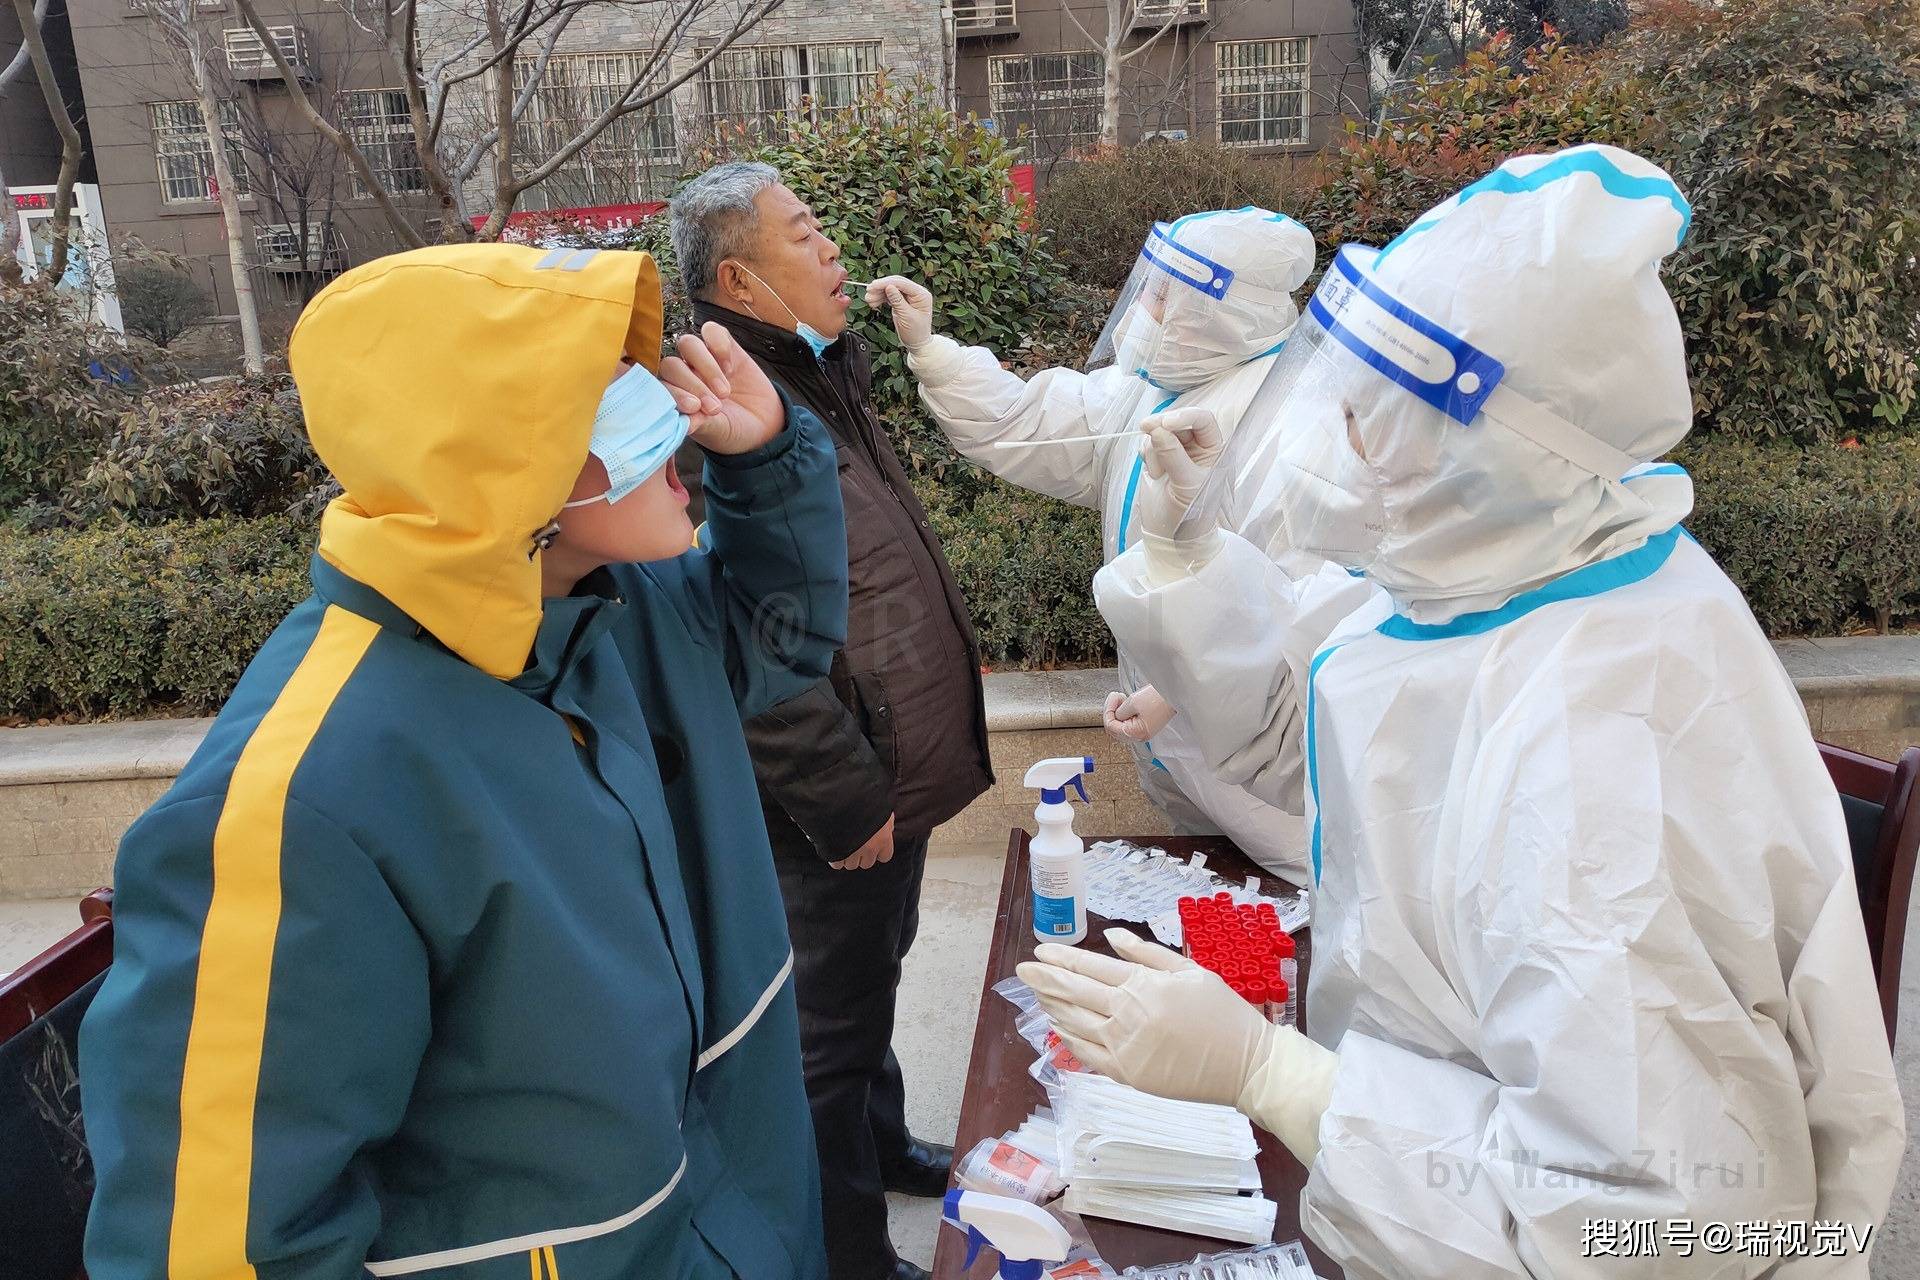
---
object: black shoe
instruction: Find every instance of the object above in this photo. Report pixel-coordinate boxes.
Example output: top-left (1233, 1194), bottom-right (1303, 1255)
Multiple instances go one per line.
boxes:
top-left (879, 1137), bottom-right (953, 1198)
top-left (886, 1261), bottom-right (931, 1280)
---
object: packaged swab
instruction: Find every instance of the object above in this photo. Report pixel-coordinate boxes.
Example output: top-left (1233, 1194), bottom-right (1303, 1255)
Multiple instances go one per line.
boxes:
top-left (956, 1136), bottom-right (1068, 1203)
top-left (1060, 1182), bottom-right (1278, 1247)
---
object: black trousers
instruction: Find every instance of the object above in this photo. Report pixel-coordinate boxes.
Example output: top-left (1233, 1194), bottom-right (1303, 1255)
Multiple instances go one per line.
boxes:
top-left (772, 826), bottom-right (929, 1280)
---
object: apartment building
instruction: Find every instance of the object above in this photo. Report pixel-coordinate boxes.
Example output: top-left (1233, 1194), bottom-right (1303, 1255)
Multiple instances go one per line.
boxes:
top-left (61, 0), bottom-right (429, 315)
top-left (512, 0), bottom-right (949, 212)
top-left (57, 0), bottom-right (953, 312)
top-left (953, 0), bottom-right (1362, 168)
top-left (51, 0), bottom-right (1355, 317)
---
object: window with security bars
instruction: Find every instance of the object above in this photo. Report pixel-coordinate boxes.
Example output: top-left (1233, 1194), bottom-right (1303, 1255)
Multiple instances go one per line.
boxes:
top-left (1215, 38), bottom-right (1310, 147)
top-left (514, 52), bottom-right (679, 209)
top-left (149, 100), bottom-right (251, 203)
top-left (344, 89), bottom-right (425, 198)
top-left (987, 52), bottom-right (1102, 156)
top-left (697, 42), bottom-right (880, 142)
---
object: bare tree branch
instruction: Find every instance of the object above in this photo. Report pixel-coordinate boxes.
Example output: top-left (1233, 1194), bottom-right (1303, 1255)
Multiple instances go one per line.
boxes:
top-left (1, 0), bottom-right (49, 86)
top-left (382, 0), bottom-right (467, 231)
top-left (0, 0), bottom-right (50, 281)
top-left (231, 0), bottom-right (427, 246)
top-left (1059, 0), bottom-right (1103, 55)
top-left (499, 0), bottom-right (778, 202)
top-left (450, 0), bottom-right (584, 183)
top-left (9, 0), bottom-right (80, 280)
top-left (1115, 0), bottom-right (1190, 66)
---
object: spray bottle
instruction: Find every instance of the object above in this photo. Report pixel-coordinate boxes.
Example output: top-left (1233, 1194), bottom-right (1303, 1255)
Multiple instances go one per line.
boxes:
top-left (942, 1189), bottom-right (1073, 1280)
top-left (1023, 756), bottom-right (1095, 946)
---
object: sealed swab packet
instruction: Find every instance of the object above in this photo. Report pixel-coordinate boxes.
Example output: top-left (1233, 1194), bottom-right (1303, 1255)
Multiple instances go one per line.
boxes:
top-left (955, 1134), bottom-right (1067, 1203)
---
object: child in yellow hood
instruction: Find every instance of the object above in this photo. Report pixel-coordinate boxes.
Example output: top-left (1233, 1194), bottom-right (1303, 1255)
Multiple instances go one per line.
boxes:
top-left (81, 244), bottom-right (847, 1280)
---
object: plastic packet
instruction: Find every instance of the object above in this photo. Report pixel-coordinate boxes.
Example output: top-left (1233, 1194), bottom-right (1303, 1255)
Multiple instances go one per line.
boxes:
top-left (995, 974), bottom-right (1041, 1016)
top-left (1119, 1241), bottom-right (1315, 1280)
top-left (1029, 1033), bottom-right (1091, 1088)
top-left (955, 1136), bottom-right (1067, 1203)
top-left (1016, 1005), bottom-right (1056, 1052)
top-left (1006, 1109), bottom-right (1061, 1165)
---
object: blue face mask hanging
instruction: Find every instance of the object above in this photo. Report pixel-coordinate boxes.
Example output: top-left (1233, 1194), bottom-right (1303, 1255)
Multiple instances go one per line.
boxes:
top-left (563, 363), bottom-right (692, 508)
top-left (738, 263), bottom-right (836, 360)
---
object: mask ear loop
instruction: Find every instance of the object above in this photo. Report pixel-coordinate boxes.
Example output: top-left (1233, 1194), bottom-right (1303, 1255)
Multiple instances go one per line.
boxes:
top-left (734, 262), bottom-right (800, 332)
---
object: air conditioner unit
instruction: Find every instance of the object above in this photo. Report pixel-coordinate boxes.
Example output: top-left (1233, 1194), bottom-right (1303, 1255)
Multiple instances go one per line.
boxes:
top-left (225, 24), bottom-right (310, 82)
top-left (256, 222), bottom-right (344, 272)
top-left (1133, 0), bottom-right (1208, 26)
top-left (954, 0), bottom-right (1017, 36)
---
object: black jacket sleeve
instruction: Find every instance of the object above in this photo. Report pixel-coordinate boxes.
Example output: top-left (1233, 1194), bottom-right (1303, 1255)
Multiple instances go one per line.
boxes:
top-left (743, 670), bottom-right (894, 863)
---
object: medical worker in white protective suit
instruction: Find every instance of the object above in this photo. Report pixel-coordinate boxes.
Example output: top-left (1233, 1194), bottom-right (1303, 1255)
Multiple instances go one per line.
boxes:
top-left (1018, 145), bottom-right (1905, 1277)
top-left (864, 208), bottom-right (1321, 880)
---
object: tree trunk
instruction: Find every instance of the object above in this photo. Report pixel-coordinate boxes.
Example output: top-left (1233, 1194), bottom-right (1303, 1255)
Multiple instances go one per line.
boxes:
top-left (10, 0), bottom-right (81, 282)
top-left (185, 27), bottom-right (265, 374)
top-left (475, 8), bottom-right (517, 243)
top-left (391, 8), bottom-right (468, 238)
top-left (1101, 1), bottom-right (1124, 148)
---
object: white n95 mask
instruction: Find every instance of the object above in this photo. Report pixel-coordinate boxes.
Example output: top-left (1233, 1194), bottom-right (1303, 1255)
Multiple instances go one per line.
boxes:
top-left (564, 363), bottom-right (692, 508)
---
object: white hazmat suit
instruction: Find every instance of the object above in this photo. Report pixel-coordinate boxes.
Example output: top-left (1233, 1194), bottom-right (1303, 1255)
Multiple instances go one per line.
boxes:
top-left (1057, 146), bottom-right (1905, 1276)
top-left (887, 208), bottom-right (1319, 879)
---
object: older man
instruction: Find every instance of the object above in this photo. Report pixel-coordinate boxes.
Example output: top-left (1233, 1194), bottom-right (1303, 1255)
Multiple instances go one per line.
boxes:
top-left (670, 162), bottom-right (993, 1280)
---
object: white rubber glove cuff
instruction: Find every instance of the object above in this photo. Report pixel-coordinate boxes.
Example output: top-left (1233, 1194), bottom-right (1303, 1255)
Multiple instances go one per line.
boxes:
top-left (1236, 1025), bottom-right (1339, 1166)
top-left (905, 333), bottom-right (965, 386)
top-left (1141, 527), bottom-right (1226, 588)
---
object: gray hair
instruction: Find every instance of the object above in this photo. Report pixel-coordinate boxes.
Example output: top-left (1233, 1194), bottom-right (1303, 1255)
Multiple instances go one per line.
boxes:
top-left (669, 161), bottom-right (781, 299)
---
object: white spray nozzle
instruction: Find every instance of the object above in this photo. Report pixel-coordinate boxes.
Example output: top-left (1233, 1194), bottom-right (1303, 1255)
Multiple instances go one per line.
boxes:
top-left (942, 1189), bottom-right (1073, 1278)
top-left (1023, 755), bottom-right (1094, 804)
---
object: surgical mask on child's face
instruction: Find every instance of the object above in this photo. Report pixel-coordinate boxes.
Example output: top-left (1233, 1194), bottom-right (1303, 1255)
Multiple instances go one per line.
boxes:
top-left (737, 262), bottom-right (835, 359)
top-left (563, 363), bottom-right (691, 508)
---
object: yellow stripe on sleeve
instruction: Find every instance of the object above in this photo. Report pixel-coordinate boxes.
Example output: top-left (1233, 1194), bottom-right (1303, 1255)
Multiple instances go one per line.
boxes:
top-left (169, 605), bottom-right (381, 1279)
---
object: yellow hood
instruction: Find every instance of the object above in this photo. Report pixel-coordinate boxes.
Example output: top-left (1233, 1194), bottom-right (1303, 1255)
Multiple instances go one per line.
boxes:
top-left (290, 244), bottom-right (663, 678)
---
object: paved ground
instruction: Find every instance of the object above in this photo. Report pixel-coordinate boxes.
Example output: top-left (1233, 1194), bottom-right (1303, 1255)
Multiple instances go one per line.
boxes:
top-left (7, 841), bottom-right (1917, 1275)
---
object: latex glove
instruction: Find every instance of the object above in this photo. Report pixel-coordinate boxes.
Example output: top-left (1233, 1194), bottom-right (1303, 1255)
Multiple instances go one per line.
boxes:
top-left (1236, 1017), bottom-right (1340, 1166)
top-left (1017, 927), bottom-right (1269, 1107)
top-left (865, 276), bottom-right (935, 352)
top-left (1104, 686), bottom-right (1174, 743)
top-left (660, 322), bottom-right (784, 454)
top-left (1018, 928), bottom-right (1339, 1165)
top-left (1134, 407), bottom-right (1224, 540)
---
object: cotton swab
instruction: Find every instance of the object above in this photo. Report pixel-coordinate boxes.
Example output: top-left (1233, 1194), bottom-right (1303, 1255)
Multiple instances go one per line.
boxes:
top-left (993, 435), bottom-right (1107, 450)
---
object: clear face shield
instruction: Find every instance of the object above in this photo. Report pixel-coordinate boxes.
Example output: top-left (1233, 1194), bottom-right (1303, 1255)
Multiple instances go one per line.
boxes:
top-left (1088, 223), bottom-right (1243, 378)
top-left (1078, 223), bottom-right (1249, 443)
top-left (1174, 246), bottom-right (1635, 568)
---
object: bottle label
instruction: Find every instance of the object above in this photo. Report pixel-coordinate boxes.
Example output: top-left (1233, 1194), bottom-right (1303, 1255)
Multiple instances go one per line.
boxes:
top-left (1034, 891), bottom-right (1079, 937)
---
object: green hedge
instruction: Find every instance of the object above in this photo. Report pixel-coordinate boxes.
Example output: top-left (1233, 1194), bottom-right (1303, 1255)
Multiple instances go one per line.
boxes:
top-left (1682, 438), bottom-right (1920, 634)
top-left (4, 441), bottom-right (1911, 720)
top-left (0, 517), bottom-right (313, 721)
top-left (923, 480), bottom-right (1112, 669)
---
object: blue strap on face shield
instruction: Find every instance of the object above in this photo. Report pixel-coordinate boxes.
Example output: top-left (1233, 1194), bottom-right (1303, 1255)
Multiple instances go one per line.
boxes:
top-left (565, 364), bottom-right (692, 507)
top-left (1306, 247), bottom-right (1506, 426)
top-left (1141, 223), bottom-right (1236, 301)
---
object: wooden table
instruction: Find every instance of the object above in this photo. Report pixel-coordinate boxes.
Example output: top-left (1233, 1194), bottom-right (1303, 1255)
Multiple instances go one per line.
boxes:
top-left (932, 831), bottom-right (1343, 1279)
